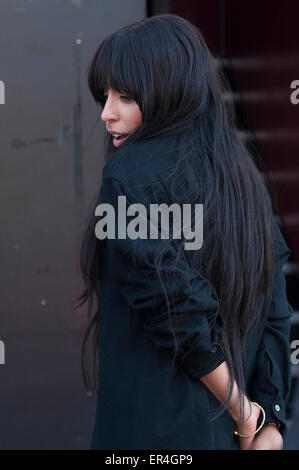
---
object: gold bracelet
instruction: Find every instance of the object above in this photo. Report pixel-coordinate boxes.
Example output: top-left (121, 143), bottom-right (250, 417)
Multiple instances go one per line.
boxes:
top-left (234, 402), bottom-right (266, 438)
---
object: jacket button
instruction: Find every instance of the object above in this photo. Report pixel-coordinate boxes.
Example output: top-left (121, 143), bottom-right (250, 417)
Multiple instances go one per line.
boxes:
top-left (274, 404), bottom-right (280, 412)
top-left (211, 345), bottom-right (218, 353)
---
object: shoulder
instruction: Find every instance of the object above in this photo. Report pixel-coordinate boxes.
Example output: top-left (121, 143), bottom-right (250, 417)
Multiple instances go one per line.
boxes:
top-left (102, 134), bottom-right (179, 190)
top-left (273, 220), bottom-right (291, 267)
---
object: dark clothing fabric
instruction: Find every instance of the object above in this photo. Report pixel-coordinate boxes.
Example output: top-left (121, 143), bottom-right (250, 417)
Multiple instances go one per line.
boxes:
top-left (90, 135), bottom-right (293, 450)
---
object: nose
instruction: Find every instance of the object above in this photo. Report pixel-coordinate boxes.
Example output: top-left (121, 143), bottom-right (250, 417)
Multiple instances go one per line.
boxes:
top-left (101, 96), bottom-right (118, 124)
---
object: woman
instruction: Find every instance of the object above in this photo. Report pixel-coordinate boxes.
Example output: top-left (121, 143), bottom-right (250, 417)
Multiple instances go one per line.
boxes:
top-left (78, 14), bottom-right (293, 450)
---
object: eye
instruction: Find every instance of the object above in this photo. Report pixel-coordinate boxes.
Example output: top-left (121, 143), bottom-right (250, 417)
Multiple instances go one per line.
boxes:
top-left (101, 93), bottom-right (132, 103)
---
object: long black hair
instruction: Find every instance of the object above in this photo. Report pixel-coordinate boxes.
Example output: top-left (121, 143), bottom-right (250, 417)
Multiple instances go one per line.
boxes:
top-left (78, 14), bottom-right (277, 420)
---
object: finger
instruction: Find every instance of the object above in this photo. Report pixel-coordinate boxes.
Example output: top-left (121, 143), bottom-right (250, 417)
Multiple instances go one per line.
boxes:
top-left (250, 436), bottom-right (279, 450)
top-left (250, 428), bottom-right (283, 450)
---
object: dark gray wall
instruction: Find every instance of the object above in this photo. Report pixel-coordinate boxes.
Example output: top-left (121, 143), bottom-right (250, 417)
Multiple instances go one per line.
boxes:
top-left (0, 0), bottom-right (145, 450)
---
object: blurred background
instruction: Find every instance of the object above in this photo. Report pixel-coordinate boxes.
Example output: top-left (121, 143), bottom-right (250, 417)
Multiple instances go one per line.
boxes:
top-left (0, 0), bottom-right (298, 450)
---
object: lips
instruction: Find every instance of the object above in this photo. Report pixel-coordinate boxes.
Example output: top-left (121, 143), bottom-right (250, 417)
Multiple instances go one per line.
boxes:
top-left (108, 129), bottom-right (127, 136)
top-left (112, 134), bottom-right (129, 148)
top-left (107, 130), bottom-right (129, 148)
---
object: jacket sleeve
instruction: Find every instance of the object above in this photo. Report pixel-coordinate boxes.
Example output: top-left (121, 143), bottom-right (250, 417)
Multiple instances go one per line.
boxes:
top-left (99, 176), bottom-right (226, 380)
top-left (248, 221), bottom-right (294, 437)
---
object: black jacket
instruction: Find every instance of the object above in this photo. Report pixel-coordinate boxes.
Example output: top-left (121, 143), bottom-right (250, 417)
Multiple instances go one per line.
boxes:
top-left (90, 135), bottom-right (293, 450)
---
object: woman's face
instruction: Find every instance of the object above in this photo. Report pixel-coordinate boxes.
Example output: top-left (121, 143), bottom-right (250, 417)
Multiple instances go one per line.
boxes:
top-left (101, 88), bottom-right (142, 148)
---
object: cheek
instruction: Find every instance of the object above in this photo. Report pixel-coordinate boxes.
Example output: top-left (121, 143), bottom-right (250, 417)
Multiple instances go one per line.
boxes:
top-left (129, 105), bottom-right (142, 126)
top-left (135, 110), bottom-right (143, 126)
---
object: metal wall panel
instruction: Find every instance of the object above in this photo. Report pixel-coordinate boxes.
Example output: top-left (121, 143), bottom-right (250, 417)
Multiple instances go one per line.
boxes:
top-left (0, 0), bottom-right (145, 450)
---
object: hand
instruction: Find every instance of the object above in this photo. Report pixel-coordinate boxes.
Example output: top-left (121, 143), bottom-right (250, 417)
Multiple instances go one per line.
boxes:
top-left (249, 424), bottom-right (283, 450)
top-left (234, 401), bottom-right (261, 450)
